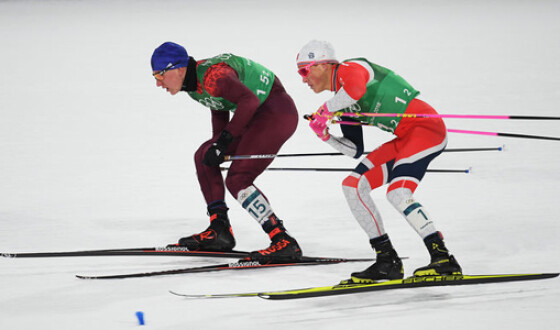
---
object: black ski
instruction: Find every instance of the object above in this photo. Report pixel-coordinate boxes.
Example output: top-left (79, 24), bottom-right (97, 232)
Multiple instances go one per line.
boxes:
top-left (170, 272), bottom-right (559, 299)
top-left (76, 256), bottom-right (373, 280)
top-left (1, 247), bottom-right (249, 259)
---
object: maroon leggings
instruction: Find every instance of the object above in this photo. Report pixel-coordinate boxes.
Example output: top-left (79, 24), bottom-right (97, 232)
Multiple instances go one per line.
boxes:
top-left (194, 80), bottom-right (299, 204)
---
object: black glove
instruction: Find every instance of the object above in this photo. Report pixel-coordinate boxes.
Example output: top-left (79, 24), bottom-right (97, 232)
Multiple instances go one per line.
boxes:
top-left (203, 130), bottom-right (234, 166)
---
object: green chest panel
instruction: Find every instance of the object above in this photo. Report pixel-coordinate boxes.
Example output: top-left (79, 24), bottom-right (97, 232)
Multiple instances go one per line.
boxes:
top-left (187, 54), bottom-right (275, 112)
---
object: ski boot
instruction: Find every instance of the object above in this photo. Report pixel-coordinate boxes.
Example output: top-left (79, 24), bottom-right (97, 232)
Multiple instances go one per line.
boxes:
top-left (414, 231), bottom-right (462, 276)
top-left (349, 234), bottom-right (404, 284)
top-left (246, 218), bottom-right (302, 263)
top-left (173, 211), bottom-right (236, 252)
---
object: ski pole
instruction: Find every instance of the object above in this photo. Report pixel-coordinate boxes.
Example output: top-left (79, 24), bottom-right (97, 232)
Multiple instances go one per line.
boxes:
top-left (276, 147), bottom-right (502, 156)
top-left (223, 146), bottom-right (502, 162)
top-left (333, 120), bottom-right (560, 141)
top-left (447, 129), bottom-right (560, 141)
top-left (333, 112), bottom-right (560, 121)
top-left (223, 154), bottom-right (277, 161)
top-left (440, 146), bottom-right (504, 153)
top-left (220, 167), bottom-right (471, 174)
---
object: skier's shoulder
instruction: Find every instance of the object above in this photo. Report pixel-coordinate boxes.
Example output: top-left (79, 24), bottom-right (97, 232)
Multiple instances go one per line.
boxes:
top-left (338, 59), bottom-right (374, 83)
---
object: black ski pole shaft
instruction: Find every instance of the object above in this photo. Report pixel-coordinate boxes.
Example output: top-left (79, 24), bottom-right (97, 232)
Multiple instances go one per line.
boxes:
top-left (442, 146), bottom-right (504, 153)
top-left (276, 147), bottom-right (503, 156)
top-left (220, 167), bottom-right (470, 174)
top-left (224, 146), bottom-right (503, 161)
top-left (447, 129), bottom-right (560, 141)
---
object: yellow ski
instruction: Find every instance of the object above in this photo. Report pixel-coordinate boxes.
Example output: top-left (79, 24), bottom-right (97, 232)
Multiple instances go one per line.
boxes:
top-left (170, 273), bottom-right (558, 300)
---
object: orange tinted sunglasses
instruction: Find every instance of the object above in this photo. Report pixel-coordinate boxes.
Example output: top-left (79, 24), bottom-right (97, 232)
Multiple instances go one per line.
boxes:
top-left (153, 62), bottom-right (180, 81)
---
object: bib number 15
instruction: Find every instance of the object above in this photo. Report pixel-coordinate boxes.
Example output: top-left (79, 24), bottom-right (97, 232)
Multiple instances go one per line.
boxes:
top-left (257, 70), bottom-right (271, 96)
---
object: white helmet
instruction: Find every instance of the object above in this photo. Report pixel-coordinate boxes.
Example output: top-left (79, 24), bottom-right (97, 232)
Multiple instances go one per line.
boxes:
top-left (296, 40), bottom-right (338, 68)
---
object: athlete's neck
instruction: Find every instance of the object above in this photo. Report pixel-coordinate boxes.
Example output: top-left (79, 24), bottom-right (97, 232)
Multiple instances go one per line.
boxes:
top-left (181, 56), bottom-right (198, 92)
top-left (329, 64), bottom-right (339, 92)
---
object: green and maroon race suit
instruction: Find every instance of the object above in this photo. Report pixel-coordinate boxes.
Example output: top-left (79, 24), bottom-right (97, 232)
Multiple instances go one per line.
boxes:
top-left (187, 53), bottom-right (275, 112)
top-left (183, 54), bottom-right (298, 204)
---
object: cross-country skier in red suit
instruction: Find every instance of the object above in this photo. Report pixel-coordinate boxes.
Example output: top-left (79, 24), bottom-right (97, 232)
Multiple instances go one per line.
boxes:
top-left (151, 42), bottom-right (302, 262)
top-left (296, 40), bottom-right (462, 282)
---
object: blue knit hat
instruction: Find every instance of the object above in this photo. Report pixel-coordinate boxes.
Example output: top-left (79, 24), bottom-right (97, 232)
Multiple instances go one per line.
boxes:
top-left (151, 42), bottom-right (189, 71)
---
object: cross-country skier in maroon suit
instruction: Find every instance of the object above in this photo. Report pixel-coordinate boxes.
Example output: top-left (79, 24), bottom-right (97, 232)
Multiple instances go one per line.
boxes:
top-left (151, 42), bottom-right (301, 262)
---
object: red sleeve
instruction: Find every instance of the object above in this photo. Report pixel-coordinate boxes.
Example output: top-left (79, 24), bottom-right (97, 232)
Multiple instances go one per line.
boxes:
top-left (203, 63), bottom-right (260, 137)
top-left (336, 62), bottom-right (370, 100)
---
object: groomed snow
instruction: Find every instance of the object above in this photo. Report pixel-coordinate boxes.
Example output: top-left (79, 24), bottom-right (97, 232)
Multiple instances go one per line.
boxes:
top-left (1, 1), bottom-right (559, 329)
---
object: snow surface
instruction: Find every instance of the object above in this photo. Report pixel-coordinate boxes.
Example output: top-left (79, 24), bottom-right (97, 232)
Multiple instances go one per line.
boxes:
top-left (1, 0), bottom-right (559, 329)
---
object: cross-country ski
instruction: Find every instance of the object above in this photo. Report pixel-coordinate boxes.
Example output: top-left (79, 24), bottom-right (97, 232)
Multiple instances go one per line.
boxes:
top-left (76, 256), bottom-right (373, 279)
top-left (170, 273), bottom-right (559, 300)
top-left (1, 246), bottom-right (249, 259)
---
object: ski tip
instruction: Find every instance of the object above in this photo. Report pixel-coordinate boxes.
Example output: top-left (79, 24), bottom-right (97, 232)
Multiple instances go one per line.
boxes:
top-left (76, 275), bottom-right (92, 280)
top-left (169, 290), bottom-right (212, 298)
top-left (169, 290), bottom-right (253, 299)
top-left (169, 290), bottom-right (204, 297)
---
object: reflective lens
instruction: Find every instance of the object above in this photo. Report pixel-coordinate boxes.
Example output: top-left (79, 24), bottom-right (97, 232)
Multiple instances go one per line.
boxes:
top-left (153, 62), bottom-right (179, 81)
top-left (297, 61), bottom-right (316, 78)
top-left (153, 72), bottom-right (165, 81)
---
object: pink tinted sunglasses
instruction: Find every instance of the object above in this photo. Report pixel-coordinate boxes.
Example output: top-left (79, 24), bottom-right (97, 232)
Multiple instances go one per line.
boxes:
top-left (297, 61), bottom-right (317, 77)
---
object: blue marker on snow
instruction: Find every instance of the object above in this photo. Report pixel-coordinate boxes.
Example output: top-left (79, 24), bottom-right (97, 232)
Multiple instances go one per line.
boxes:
top-left (136, 311), bottom-right (145, 326)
